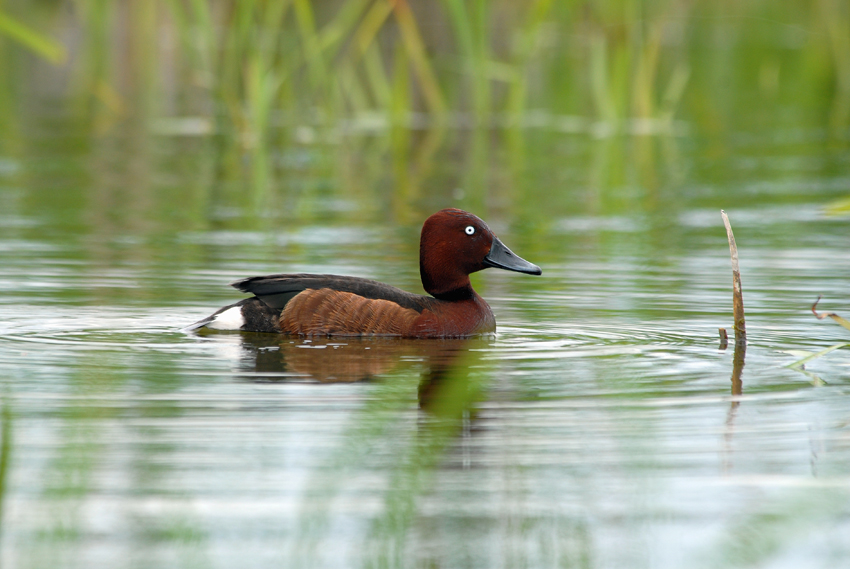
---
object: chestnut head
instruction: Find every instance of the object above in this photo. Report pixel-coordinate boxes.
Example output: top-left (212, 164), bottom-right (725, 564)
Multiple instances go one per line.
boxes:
top-left (419, 208), bottom-right (541, 298)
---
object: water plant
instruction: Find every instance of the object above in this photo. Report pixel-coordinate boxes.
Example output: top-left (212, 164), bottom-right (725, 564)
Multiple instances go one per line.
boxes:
top-left (2, 0), bottom-right (848, 219)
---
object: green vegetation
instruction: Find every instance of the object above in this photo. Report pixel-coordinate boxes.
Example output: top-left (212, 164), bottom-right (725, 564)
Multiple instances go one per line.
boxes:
top-left (0, 0), bottom-right (850, 127)
top-left (2, 0), bottom-right (848, 222)
top-left (0, 8), bottom-right (65, 63)
top-left (30, 0), bottom-right (849, 130)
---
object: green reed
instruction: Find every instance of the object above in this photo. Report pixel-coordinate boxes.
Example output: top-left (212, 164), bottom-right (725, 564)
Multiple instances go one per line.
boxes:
top-left (25, 0), bottom-right (839, 129)
top-left (2, 0), bottom-right (849, 216)
top-left (0, 7), bottom-right (66, 64)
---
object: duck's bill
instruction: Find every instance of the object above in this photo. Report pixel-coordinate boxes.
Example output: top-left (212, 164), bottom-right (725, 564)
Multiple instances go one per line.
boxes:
top-left (483, 237), bottom-right (542, 275)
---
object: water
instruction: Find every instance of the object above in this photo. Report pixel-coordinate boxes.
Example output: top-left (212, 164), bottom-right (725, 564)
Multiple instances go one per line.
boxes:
top-left (3, 95), bottom-right (850, 569)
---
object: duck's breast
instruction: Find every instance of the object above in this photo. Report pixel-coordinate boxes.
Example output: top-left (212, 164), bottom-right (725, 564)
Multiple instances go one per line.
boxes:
top-left (411, 295), bottom-right (495, 337)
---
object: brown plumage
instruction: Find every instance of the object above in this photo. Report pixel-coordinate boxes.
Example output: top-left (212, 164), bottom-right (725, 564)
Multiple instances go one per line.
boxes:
top-left (279, 289), bottom-right (421, 336)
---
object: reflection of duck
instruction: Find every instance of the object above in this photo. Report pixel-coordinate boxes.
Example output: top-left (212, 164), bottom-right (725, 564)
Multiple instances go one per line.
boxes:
top-left (241, 333), bottom-right (485, 382)
top-left (188, 209), bottom-right (540, 337)
top-left (238, 334), bottom-right (490, 412)
top-left (248, 335), bottom-right (420, 383)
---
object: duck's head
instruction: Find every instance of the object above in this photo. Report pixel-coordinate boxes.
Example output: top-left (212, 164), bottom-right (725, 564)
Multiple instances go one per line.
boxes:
top-left (419, 208), bottom-right (542, 299)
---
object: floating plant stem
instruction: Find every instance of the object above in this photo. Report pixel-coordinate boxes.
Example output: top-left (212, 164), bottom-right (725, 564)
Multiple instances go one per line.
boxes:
top-left (811, 296), bottom-right (850, 332)
top-left (783, 297), bottom-right (850, 371)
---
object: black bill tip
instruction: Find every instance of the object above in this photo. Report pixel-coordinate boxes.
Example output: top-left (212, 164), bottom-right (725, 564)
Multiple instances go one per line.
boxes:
top-left (483, 237), bottom-right (542, 275)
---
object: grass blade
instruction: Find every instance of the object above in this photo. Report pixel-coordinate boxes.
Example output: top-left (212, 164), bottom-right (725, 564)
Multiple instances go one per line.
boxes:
top-left (0, 9), bottom-right (66, 63)
top-left (786, 343), bottom-right (850, 369)
top-left (390, 0), bottom-right (445, 114)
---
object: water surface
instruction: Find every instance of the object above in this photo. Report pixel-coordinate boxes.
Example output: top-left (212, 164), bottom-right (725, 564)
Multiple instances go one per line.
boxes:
top-left (2, 73), bottom-right (850, 569)
top-left (4, 189), bottom-right (850, 569)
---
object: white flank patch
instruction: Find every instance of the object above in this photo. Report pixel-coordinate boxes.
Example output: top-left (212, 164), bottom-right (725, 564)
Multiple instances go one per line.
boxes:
top-left (206, 306), bottom-right (245, 330)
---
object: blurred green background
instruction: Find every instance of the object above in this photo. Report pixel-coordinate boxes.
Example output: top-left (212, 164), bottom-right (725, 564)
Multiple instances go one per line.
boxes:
top-left (2, 0), bottom-right (848, 232)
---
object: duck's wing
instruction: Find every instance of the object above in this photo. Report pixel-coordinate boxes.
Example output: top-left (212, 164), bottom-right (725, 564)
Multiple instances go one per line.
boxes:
top-left (225, 273), bottom-right (433, 335)
top-left (231, 273), bottom-right (429, 311)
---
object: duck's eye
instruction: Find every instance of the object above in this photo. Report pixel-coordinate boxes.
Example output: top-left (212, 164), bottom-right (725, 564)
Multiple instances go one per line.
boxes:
top-left (465, 226), bottom-right (475, 235)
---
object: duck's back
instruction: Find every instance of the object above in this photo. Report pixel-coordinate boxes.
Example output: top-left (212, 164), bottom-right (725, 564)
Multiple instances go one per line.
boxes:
top-left (239, 274), bottom-right (431, 336)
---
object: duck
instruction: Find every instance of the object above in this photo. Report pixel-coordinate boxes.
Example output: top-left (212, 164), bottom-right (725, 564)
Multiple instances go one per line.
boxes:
top-left (187, 208), bottom-right (541, 337)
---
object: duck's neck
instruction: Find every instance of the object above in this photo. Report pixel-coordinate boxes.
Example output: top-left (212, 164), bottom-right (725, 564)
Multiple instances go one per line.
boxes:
top-left (420, 259), bottom-right (475, 300)
top-left (429, 284), bottom-right (476, 301)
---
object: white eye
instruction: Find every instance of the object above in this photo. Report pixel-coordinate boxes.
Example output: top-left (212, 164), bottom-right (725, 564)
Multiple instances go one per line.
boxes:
top-left (465, 226), bottom-right (475, 235)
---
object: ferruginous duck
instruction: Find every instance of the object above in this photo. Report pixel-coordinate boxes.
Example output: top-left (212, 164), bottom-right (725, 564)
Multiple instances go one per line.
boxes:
top-left (187, 208), bottom-right (541, 337)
